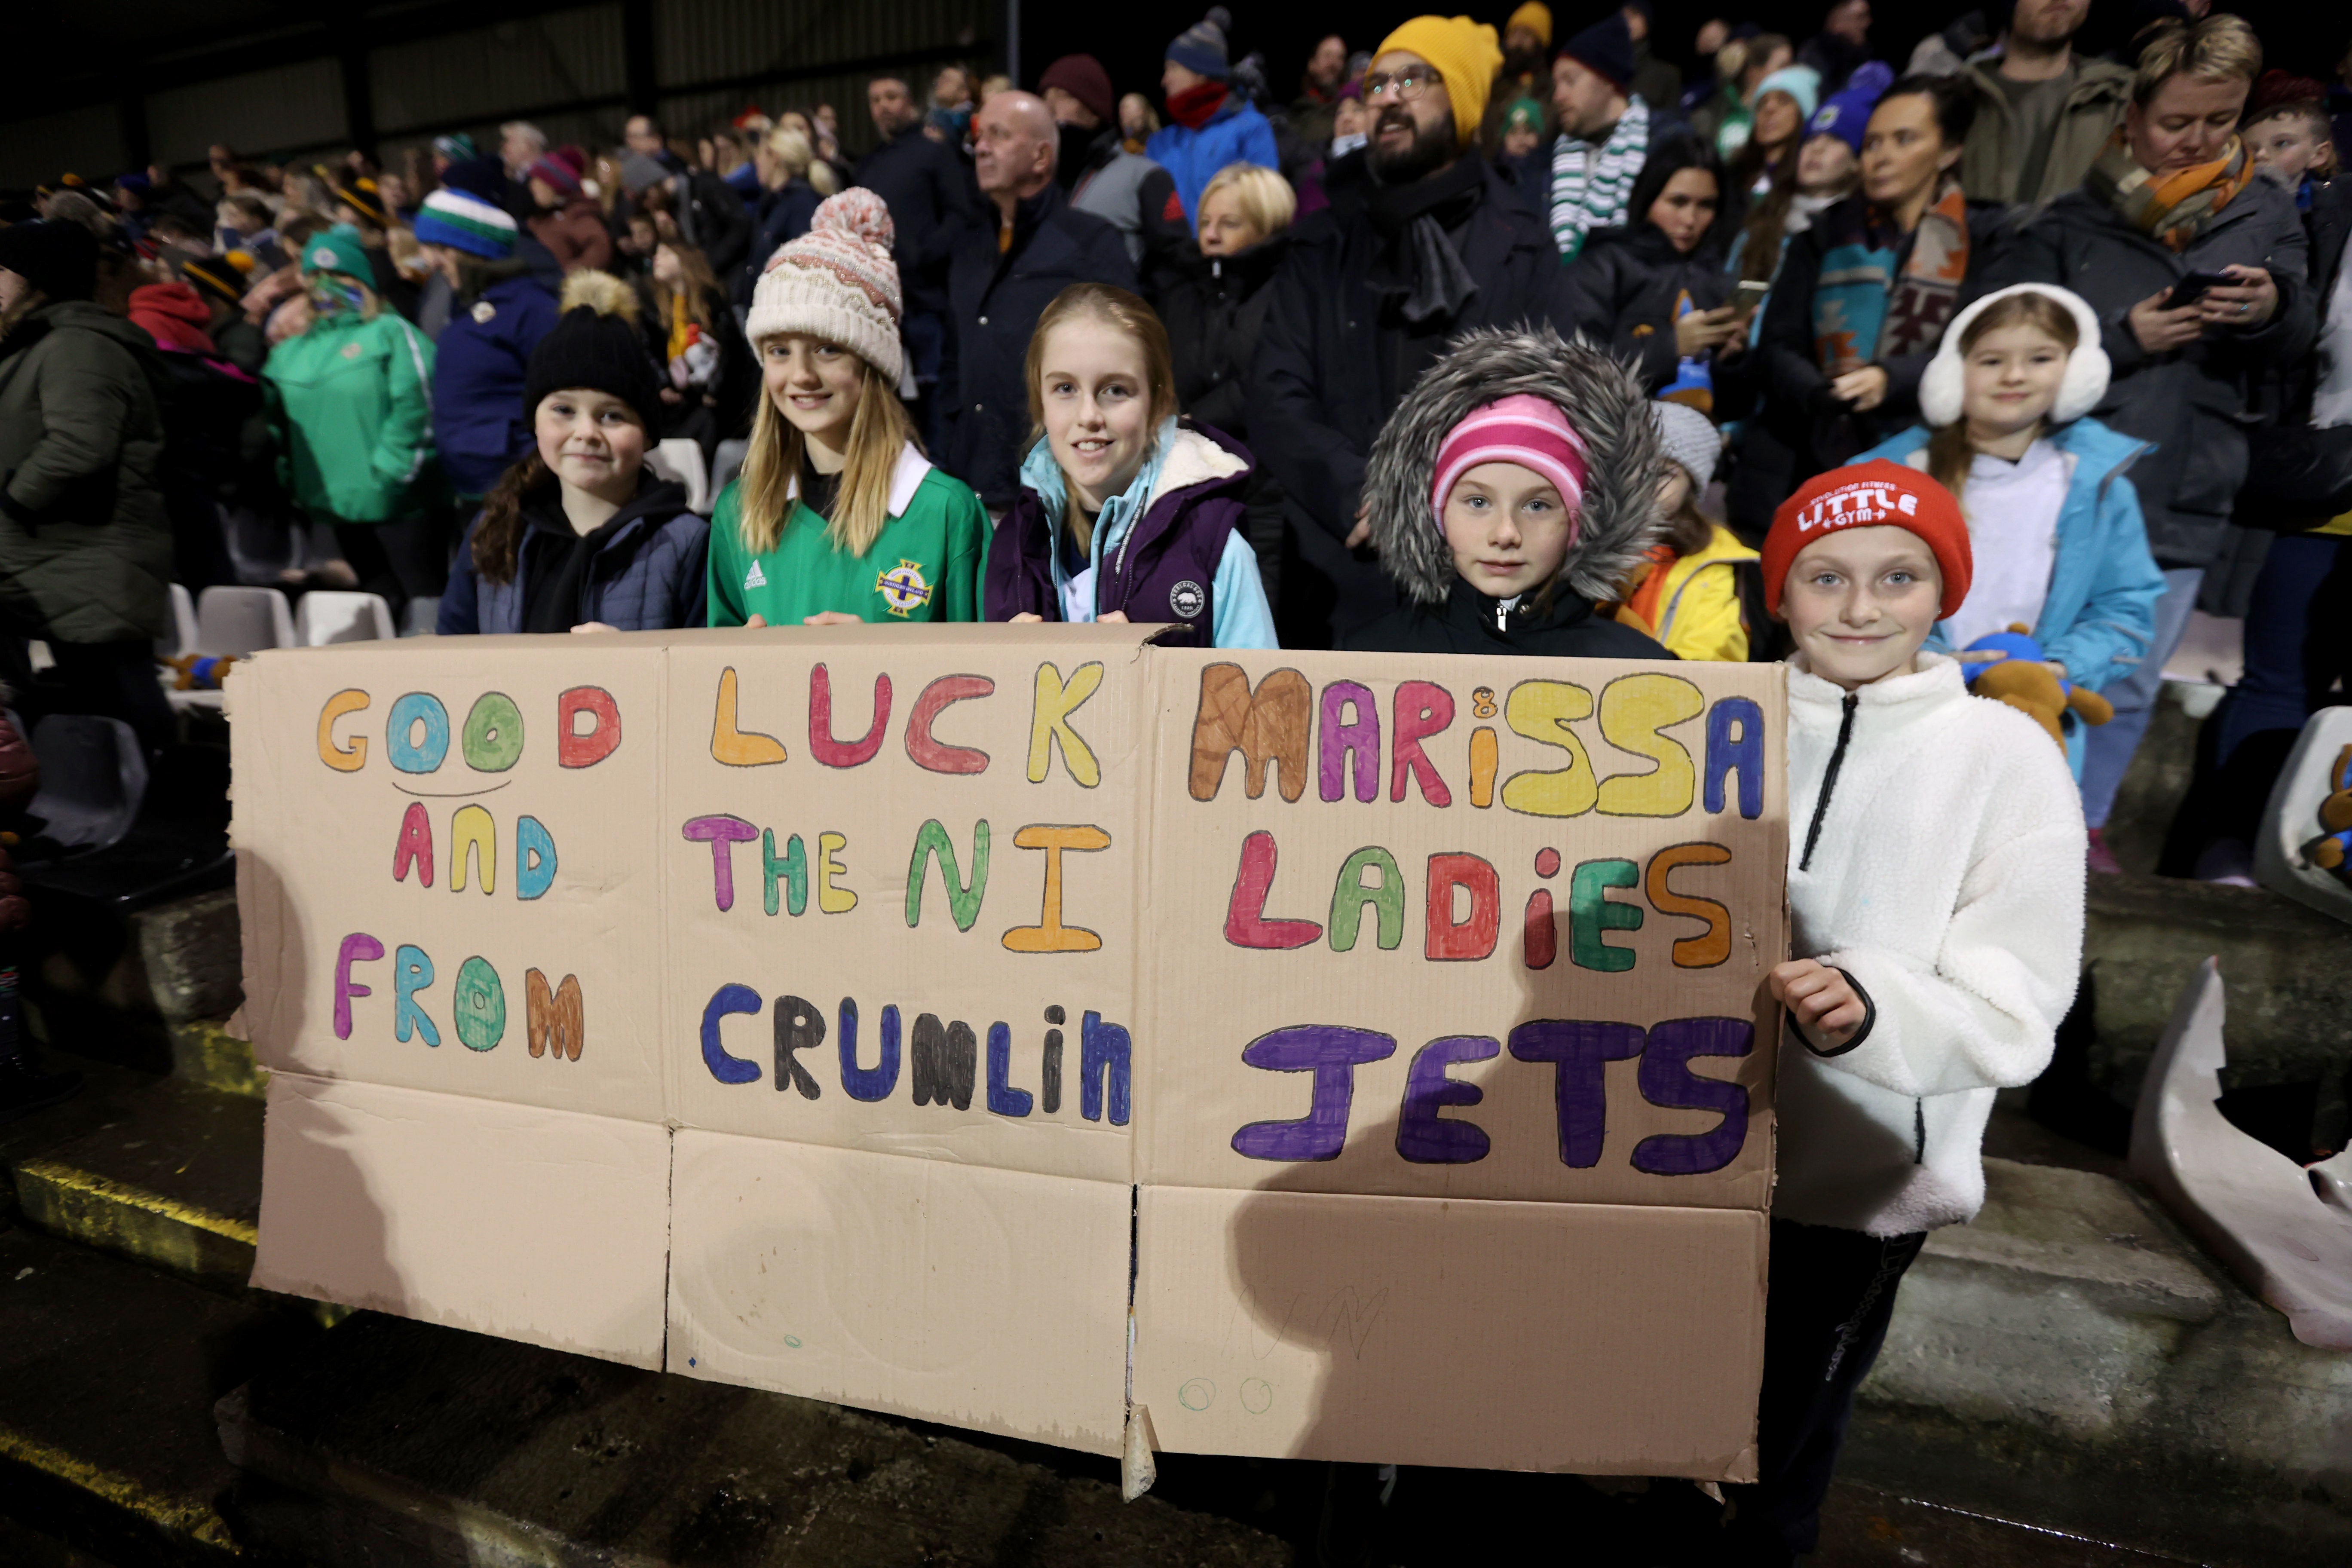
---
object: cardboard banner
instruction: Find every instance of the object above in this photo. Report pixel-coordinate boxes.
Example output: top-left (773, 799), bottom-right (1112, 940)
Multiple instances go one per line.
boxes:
top-left (234, 626), bottom-right (1786, 1479)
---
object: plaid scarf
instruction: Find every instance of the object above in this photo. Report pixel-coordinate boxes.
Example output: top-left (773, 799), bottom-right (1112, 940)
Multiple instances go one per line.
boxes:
top-left (2086, 131), bottom-right (2253, 252)
top-left (1549, 95), bottom-right (1650, 265)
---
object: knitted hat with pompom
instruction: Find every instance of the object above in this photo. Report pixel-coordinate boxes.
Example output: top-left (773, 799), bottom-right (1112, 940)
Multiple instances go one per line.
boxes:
top-left (523, 271), bottom-right (667, 435)
top-left (744, 188), bottom-right (903, 382)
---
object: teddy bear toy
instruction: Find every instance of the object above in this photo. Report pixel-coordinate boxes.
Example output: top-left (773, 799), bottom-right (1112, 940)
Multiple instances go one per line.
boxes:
top-left (2300, 744), bottom-right (2352, 885)
top-left (1960, 625), bottom-right (2115, 747)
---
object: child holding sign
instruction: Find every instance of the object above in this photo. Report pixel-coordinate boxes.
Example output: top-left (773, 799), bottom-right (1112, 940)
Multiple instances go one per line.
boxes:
top-left (1342, 326), bottom-right (1671, 659)
top-left (1740, 461), bottom-right (2085, 1563)
top-left (984, 283), bottom-right (1277, 647)
top-left (710, 190), bottom-right (988, 627)
top-left (438, 273), bottom-right (710, 634)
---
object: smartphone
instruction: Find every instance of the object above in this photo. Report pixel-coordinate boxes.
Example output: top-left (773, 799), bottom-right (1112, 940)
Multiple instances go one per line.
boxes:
top-left (1733, 279), bottom-right (1772, 313)
top-left (2164, 270), bottom-right (2237, 309)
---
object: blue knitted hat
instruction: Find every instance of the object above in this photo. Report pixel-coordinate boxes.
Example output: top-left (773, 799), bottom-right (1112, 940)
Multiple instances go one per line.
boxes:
top-left (1167, 11), bottom-right (1231, 80)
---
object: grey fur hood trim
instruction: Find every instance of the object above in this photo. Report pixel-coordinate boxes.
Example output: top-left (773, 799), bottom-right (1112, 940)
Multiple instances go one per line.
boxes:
top-left (1363, 326), bottom-right (1666, 606)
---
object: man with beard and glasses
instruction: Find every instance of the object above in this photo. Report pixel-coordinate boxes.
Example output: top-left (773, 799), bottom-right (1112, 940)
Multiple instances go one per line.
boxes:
top-left (1249, 14), bottom-right (1578, 649)
top-left (1039, 54), bottom-right (1191, 288)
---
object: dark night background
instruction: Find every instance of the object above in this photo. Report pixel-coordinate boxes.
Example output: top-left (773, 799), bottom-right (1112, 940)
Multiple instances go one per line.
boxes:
top-left (1021, 2), bottom-right (2343, 115)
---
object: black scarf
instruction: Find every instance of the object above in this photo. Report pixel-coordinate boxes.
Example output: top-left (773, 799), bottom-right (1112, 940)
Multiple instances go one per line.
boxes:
top-left (1364, 153), bottom-right (1486, 325)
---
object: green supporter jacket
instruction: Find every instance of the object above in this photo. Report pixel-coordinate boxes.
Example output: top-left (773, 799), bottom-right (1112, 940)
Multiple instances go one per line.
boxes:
top-left (263, 307), bottom-right (438, 524)
top-left (0, 300), bottom-right (172, 644)
top-left (707, 445), bottom-right (988, 626)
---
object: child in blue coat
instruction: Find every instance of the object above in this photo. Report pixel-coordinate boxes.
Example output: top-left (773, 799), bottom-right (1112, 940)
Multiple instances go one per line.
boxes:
top-left (1855, 283), bottom-right (2165, 787)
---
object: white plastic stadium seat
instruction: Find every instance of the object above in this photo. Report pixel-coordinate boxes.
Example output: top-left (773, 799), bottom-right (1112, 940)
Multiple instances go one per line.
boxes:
top-left (647, 438), bottom-right (710, 514)
top-left (195, 586), bottom-right (296, 656)
top-left (157, 583), bottom-right (199, 658)
top-left (711, 438), bottom-right (750, 499)
top-left (295, 590), bottom-right (397, 646)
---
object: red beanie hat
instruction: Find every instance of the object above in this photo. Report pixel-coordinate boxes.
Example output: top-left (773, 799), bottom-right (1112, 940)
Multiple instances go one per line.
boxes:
top-left (1763, 460), bottom-right (1972, 620)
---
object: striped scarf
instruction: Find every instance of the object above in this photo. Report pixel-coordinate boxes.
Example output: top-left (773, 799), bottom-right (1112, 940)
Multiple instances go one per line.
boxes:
top-left (2086, 131), bottom-right (2253, 253)
top-left (1549, 95), bottom-right (1650, 265)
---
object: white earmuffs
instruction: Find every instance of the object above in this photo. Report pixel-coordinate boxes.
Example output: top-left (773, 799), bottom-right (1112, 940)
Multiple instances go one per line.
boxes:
top-left (1917, 282), bottom-right (2110, 429)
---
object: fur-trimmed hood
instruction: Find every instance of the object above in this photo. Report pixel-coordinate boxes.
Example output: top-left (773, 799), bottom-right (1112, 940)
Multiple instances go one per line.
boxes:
top-left (1363, 326), bottom-right (1667, 607)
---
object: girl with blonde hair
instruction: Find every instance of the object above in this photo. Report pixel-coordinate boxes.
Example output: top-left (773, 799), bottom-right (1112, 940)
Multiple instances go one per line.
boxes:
top-left (709, 190), bottom-right (986, 626)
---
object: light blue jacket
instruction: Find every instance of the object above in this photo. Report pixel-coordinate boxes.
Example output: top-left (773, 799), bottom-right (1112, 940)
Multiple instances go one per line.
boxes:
top-left (1147, 96), bottom-right (1282, 226)
top-left (1856, 417), bottom-right (2167, 694)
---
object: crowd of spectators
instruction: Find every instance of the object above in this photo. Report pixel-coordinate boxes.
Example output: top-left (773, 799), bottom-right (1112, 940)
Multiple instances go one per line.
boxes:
top-left (1, 1), bottom-right (2346, 883)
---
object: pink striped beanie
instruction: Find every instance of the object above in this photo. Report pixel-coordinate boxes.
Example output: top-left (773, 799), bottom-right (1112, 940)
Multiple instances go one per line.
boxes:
top-left (1430, 394), bottom-right (1589, 542)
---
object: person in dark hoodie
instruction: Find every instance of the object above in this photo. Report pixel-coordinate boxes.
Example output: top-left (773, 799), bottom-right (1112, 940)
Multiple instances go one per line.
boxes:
top-left (0, 220), bottom-right (175, 754)
top-left (1344, 325), bottom-right (1669, 661)
top-left (414, 184), bottom-right (561, 502)
top-left (1040, 53), bottom-right (1191, 287)
top-left (1562, 131), bottom-right (1741, 402)
top-left (439, 272), bottom-right (708, 634)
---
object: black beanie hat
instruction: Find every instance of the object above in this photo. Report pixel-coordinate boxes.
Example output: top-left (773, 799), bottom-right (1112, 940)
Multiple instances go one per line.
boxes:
top-left (521, 272), bottom-right (667, 436)
top-left (0, 219), bottom-right (99, 303)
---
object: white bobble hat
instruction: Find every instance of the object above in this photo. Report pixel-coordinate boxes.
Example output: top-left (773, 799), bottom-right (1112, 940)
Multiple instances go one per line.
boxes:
top-left (744, 188), bottom-right (905, 383)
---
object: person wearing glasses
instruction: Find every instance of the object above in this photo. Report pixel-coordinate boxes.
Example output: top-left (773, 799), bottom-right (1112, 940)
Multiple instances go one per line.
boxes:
top-left (1249, 15), bottom-right (1580, 649)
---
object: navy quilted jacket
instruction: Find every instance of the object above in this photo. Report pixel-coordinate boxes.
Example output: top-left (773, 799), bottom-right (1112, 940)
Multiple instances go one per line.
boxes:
top-left (439, 478), bottom-right (710, 633)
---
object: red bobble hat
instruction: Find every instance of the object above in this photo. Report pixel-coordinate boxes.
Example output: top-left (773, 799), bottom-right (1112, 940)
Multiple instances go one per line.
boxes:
top-left (1762, 460), bottom-right (1973, 620)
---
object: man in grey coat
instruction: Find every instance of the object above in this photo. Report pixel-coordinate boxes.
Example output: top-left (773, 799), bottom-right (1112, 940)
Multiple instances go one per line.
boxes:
top-left (0, 220), bottom-right (175, 755)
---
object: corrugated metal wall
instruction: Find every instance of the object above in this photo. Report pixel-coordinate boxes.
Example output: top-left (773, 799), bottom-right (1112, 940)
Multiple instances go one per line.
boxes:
top-left (1, 0), bottom-right (995, 184)
top-left (372, 6), bottom-right (628, 134)
top-left (0, 106), bottom-right (126, 188)
top-left (146, 58), bottom-right (349, 170)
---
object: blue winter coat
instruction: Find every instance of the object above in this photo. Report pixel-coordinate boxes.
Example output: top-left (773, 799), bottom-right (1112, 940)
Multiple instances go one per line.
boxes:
top-left (439, 478), bottom-right (710, 633)
top-left (1147, 95), bottom-right (1282, 225)
top-left (1856, 417), bottom-right (2167, 692)
top-left (430, 274), bottom-right (560, 497)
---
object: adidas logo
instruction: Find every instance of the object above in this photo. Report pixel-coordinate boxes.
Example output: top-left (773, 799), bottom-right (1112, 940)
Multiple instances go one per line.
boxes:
top-left (744, 561), bottom-right (767, 589)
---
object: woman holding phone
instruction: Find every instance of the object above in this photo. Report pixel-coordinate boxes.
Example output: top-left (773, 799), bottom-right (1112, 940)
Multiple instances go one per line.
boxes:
top-left (1560, 133), bottom-right (1747, 408)
top-left (1978, 14), bottom-right (2314, 866)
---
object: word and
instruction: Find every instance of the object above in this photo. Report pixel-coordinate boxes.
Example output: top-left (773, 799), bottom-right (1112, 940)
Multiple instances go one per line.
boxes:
top-left (1232, 1016), bottom-right (1754, 1175)
top-left (698, 990), bottom-right (1130, 1124)
top-left (334, 934), bottom-right (585, 1060)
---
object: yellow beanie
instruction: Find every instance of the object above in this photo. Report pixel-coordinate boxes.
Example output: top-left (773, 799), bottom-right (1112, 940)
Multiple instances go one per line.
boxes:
top-left (1374, 16), bottom-right (1506, 150)
top-left (1507, 3), bottom-right (1554, 48)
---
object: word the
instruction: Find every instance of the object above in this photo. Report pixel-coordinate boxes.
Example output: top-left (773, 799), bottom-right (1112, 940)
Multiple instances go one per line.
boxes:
top-left (680, 815), bottom-right (1112, 954)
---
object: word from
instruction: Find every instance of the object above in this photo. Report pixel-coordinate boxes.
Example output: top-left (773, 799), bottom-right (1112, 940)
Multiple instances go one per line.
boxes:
top-left (1188, 665), bottom-right (1765, 821)
top-left (318, 687), bottom-right (621, 772)
top-left (1231, 1016), bottom-right (1754, 1175)
top-left (1226, 836), bottom-right (1735, 970)
top-left (709, 662), bottom-right (1104, 787)
top-left (698, 990), bottom-right (1130, 1124)
top-left (334, 934), bottom-right (585, 1059)
top-left (679, 816), bottom-right (1112, 954)
top-left (391, 804), bottom-right (557, 898)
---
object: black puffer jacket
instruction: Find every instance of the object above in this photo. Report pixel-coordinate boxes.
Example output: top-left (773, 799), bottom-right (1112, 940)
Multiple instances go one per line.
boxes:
top-left (1981, 178), bottom-right (2314, 569)
top-left (1159, 232), bottom-right (1290, 439)
top-left (1562, 224), bottom-right (1736, 395)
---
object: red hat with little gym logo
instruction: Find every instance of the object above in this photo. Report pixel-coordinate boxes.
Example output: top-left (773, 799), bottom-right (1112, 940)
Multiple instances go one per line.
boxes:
top-left (1762, 459), bottom-right (1972, 620)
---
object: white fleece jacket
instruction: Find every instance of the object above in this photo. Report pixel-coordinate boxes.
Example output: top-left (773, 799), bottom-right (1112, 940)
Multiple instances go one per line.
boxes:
top-left (1776, 652), bottom-right (2087, 1237)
